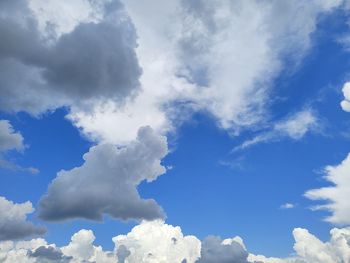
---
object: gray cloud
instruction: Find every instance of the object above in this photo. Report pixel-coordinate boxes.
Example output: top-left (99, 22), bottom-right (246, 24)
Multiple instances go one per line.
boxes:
top-left (38, 126), bottom-right (168, 222)
top-left (196, 236), bottom-right (249, 263)
top-left (0, 196), bottom-right (45, 241)
top-left (28, 246), bottom-right (72, 263)
top-left (0, 0), bottom-right (141, 114)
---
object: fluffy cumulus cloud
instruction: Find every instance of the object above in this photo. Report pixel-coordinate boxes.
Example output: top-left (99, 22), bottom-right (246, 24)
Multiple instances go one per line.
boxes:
top-left (1, 221), bottom-right (350, 263)
top-left (38, 126), bottom-right (168, 222)
top-left (113, 220), bottom-right (201, 263)
top-left (305, 153), bottom-right (350, 224)
top-left (234, 109), bottom-right (319, 151)
top-left (0, 0), bottom-right (141, 115)
top-left (0, 196), bottom-right (45, 241)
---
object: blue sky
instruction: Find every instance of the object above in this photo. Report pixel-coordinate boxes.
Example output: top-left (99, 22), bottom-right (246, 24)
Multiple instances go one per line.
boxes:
top-left (2, 1), bottom-right (350, 263)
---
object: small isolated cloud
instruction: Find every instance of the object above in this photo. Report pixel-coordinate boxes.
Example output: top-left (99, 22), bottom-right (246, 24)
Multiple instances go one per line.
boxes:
top-left (340, 82), bottom-right (350, 112)
top-left (38, 126), bottom-right (168, 222)
top-left (280, 203), bottom-right (295, 209)
top-left (234, 109), bottom-right (319, 151)
top-left (305, 153), bottom-right (350, 225)
top-left (0, 196), bottom-right (45, 241)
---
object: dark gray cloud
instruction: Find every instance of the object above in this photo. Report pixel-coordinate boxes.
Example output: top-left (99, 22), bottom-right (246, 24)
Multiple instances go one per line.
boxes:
top-left (0, 196), bottom-right (46, 241)
top-left (196, 236), bottom-right (249, 263)
top-left (28, 246), bottom-right (72, 263)
top-left (38, 126), bottom-right (168, 221)
top-left (116, 245), bottom-right (131, 263)
top-left (0, 0), bottom-right (141, 114)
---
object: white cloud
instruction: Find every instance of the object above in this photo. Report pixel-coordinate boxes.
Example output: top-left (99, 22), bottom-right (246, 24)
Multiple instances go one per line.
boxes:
top-left (305, 153), bottom-right (350, 224)
top-left (38, 126), bottom-right (168, 222)
top-left (113, 220), bottom-right (201, 263)
top-left (234, 109), bottom-right (319, 151)
top-left (340, 82), bottom-right (350, 112)
top-left (0, 196), bottom-right (45, 241)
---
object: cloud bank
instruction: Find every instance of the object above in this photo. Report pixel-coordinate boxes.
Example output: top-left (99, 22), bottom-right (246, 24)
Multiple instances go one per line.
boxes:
top-left (1, 220), bottom-right (350, 263)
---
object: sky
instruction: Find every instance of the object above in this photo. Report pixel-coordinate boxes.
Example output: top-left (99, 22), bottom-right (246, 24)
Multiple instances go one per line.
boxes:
top-left (2, 0), bottom-right (350, 262)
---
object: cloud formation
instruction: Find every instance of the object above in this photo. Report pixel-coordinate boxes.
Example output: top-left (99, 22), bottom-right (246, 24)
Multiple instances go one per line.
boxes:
top-left (0, 0), bottom-right (141, 115)
top-left (38, 126), bottom-right (168, 222)
top-left (234, 109), bottom-right (319, 151)
top-left (305, 153), bottom-right (350, 224)
top-left (0, 196), bottom-right (45, 241)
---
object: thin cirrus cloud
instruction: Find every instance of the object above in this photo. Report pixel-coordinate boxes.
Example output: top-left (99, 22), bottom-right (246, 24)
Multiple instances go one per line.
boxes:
top-left (1, 220), bottom-right (350, 263)
top-left (233, 109), bottom-right (319, 151)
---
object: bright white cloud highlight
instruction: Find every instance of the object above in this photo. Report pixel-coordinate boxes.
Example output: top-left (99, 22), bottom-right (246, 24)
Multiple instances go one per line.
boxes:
top-left (340, 82), bottom-right (350, 112)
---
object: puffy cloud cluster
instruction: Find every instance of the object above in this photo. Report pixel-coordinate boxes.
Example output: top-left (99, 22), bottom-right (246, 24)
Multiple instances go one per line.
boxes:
top-left (305, 152), bottom-right (350, 224)
top-left (1, 220), bottom-right (350, 263)
top-left (38, 126), bottom-right (168, 221)
top-left (0, 196), bottom-right (45, 241)
top-left (0, 0), bottom-right (141, 115)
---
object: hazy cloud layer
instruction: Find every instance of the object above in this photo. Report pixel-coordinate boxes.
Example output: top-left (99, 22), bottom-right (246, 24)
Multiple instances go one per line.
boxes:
top-left (38, 127), bottom-right (168, 222)
top-left (0, 196), bottom-right (45, 241)
top-left (0, 0), bottom-right (141, 115)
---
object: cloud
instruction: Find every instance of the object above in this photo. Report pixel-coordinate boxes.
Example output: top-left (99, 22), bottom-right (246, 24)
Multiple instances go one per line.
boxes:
top-left (280, 203), bottom-right (295, 209)
top-left (0, 119), bottom-right (39, 173)
top-left (38, 126), bottom-right (168, 222)
top-left (340, 82), bottom-right (350, 112)
top-left (305, 153), bottom-right (350, 224)
top-left (113, 220), bottom-right (201, 263)
top-left (196, 236), bottom-right (249, 263)
top-left (1, 221), bottom-right (350, 263)
top-left (68, 0), bottom-right (343, 145)
top-left (234, 109), bottom-right (319, 151)
top-left (28, 246), bottom-right (72, 263)
top-left (0, 196), bottom-right (45, 241)
top-left (0, 0), bottom-right (141, 115)
top-left (0, 120), bottom-right (24, 153)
